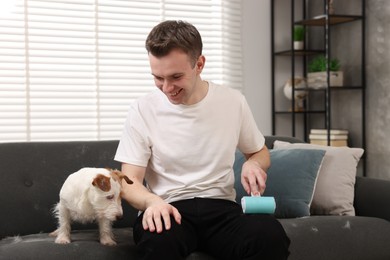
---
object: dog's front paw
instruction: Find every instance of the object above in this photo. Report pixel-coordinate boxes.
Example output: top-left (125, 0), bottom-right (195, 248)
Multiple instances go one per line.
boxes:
top-left (55, 235), bottom-right (71, 244)
top-left (100, 236), bottom-right (117, 246)
top-left (49, 229), bottom-right (59, 237)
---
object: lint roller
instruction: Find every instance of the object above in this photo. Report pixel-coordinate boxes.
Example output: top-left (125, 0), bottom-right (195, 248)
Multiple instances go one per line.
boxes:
top-left (241, 195), bottom-right (276, 214)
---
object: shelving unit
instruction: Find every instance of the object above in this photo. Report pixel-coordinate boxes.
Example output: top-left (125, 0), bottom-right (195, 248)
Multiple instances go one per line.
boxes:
top-left (271, 0), bottom-right (366, 173)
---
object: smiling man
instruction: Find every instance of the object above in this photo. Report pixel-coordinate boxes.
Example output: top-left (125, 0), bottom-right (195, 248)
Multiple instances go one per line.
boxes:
top-left (115, 20), bottom-right (290, 259)
top-left (149, 49), bottom-right (207, 105)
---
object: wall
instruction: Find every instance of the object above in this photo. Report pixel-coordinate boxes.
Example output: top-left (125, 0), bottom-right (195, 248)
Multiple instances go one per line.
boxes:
top-left (366, 0), bottom-right (390, 180)
top-left (242, 0), bottom-right (272, 135)
top-left (242, 0), bottom-right (390, 180)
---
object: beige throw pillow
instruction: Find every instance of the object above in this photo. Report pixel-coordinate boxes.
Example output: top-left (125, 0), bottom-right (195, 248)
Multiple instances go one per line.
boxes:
top-left (273, 140), bottom-right (364, 216)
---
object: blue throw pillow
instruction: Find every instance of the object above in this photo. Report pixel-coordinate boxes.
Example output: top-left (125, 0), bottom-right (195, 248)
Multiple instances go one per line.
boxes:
top-left (233, 149), bottom-right (325, 218)
top-left (233, 150), bottom-right (247, 202)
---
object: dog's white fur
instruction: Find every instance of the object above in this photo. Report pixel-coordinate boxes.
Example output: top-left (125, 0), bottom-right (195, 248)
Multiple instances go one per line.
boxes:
top-left (50, 168), bottom-right (132, 246)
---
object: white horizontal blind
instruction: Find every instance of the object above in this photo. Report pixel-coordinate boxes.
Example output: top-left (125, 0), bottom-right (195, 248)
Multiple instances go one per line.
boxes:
top-left (0, 0), bottom-right (27, 141)
top-left (0, 0), bottom-right (243, 142)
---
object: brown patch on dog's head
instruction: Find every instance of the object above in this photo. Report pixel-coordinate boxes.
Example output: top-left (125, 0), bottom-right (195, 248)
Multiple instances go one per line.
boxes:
top-left (92, 174), bottom-right (111, 192)
top-left (108, 169), bottom-right (133, 185)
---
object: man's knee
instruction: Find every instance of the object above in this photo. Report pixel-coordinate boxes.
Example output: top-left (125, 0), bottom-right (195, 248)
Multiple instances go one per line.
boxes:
top-left (136, 230), bottom-right (186, 259)
top-left (239, 216), bottom-right (290, 260)
top-left (255, 217), bottom-right (290, 259)
top-left (266, 221), bottom-right (290, 259)
top-left (134, 216), bottom-right (196, 259)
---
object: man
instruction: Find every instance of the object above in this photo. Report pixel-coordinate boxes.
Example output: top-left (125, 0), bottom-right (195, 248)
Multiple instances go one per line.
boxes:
top-left (115, 20), bottom-right (290, 259)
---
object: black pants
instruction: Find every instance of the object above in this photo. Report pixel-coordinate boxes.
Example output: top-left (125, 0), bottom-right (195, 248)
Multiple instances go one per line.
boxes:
top-left (134, 198), bottom-right (290, 260)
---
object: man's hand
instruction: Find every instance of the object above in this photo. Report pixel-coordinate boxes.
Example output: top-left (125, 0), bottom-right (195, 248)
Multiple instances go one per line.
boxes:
top-left (120, 163), bottom-right (181, 233)
top-left (142, 197), bottom-right (182, 233)
top-left (241, 159), bottom-right (267, 196)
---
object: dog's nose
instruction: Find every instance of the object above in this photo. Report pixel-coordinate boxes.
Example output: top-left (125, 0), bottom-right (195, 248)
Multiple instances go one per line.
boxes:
top-left (116, 214), bottom-right (123, 221)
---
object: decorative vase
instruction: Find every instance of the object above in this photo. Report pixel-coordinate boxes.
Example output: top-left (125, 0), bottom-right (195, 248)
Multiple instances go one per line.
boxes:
top-left (283, 78), bottom-right (307, 111)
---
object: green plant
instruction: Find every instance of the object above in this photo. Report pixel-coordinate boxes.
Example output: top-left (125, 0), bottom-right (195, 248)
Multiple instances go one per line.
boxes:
top-left (293, 26), bottom-right (305, 41)
top-left (308, 55), bottom-right (341, 72)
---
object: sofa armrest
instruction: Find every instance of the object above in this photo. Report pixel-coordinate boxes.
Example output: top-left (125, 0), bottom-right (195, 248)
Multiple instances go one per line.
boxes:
top-left (354, 176), bottom-right (390, 221)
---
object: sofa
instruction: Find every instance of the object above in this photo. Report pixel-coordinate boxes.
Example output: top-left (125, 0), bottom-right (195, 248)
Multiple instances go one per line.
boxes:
top-left (0, 136), bottom-right (389, 260)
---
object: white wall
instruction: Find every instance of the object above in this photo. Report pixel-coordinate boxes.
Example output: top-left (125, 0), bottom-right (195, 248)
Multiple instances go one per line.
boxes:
top-left (242, 0), bottom-right (272, 135)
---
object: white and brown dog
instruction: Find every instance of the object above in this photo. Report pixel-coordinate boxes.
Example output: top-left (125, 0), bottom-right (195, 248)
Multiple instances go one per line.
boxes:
top-left (50, 168), bottom-right (133, 246)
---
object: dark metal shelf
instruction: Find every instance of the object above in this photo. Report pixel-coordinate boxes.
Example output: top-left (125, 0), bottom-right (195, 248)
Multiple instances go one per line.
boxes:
top-left (275, 110), bottom-right (326, 114)
top-left (328, 85), bottom-right (364, 90)
top-left (274, 49), bottom-right (325, 56)
top-left (295, 14), bottom-right (364, 26)
top-left (294, 86), bottom-right (364, 91)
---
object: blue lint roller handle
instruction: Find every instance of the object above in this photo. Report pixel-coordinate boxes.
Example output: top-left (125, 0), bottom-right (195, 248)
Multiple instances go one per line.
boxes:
top-left (241, 196), bottom-right (276, 214)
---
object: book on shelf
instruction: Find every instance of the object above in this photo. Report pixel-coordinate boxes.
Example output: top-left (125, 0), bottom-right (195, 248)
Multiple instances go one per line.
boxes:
top-left (309, 128), bottom-right (349, 147)
top-left (309, 134), bottom-right (348, 140)
top-left (310, 129), bottom-right (349, 135)
top-left (310, 139), bottom-right (348, 147)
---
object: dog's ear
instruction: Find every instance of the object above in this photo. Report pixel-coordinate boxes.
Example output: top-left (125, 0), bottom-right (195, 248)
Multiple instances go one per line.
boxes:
top-left (122, 175), bottom-right (133, 185)
top-left (110, 169), bottom-right (133, 185)
top-left (92, 174), bottom-right (111, 192)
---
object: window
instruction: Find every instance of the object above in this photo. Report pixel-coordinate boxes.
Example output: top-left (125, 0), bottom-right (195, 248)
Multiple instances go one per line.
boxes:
top-left (0, 0), bottom-right (242, 142)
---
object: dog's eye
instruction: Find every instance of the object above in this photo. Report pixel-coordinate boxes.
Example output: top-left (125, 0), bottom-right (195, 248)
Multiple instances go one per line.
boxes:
top-left (106, 195), bottom-right (115, 200)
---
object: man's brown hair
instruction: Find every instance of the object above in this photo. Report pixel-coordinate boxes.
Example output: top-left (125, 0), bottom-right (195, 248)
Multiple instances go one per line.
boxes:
top-left (145, 20), bottom-right (203, 68)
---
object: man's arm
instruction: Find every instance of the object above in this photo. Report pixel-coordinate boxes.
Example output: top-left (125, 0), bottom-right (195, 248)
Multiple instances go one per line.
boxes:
top-left (120, 163), bottom-right (181, 233)
top-left (241, 145), bottom-right (271, 196)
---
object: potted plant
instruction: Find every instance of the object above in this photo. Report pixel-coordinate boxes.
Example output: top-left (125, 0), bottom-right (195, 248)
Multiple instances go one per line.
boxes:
top-left (307, 55), bottom-right (343, 88)
top-left (293, 25), bottom-right (305, 50)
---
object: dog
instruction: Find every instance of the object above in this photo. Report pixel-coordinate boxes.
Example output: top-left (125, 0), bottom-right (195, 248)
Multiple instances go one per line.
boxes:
top-left (50, 168), bottom-right (133, 246)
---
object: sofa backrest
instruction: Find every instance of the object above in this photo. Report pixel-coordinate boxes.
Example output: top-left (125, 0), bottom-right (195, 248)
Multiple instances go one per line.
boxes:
top-left (0, 140), bottom-right (139, 239)
top-left (264, 135), bottom-right (303, 148)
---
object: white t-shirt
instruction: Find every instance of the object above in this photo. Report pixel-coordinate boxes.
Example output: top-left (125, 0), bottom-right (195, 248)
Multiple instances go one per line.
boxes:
top-left (115, 82), bottom-right (265, 203)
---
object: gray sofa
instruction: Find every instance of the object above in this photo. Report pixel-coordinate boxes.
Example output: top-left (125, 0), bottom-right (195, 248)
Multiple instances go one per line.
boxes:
top-left (1, 136), bottom-right (389, 260)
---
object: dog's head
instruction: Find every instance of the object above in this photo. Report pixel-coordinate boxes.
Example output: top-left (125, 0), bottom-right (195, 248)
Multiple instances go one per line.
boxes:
top-left (92, 170), bottom-right (133, 191)
top-left (90, 169), bottom-right (133, 221)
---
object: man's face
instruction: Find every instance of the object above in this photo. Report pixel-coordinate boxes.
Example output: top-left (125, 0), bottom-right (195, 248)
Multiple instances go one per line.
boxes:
top-left (149, 49), bottom-right (205, 105)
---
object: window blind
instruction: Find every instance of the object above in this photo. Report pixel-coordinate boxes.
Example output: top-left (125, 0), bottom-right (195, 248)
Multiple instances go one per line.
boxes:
top-left (0, 0), bottom-right (243, 142)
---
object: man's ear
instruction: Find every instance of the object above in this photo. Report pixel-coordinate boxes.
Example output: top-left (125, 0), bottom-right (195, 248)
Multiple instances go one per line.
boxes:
top-left (196, 55), bottom-right (206, 73)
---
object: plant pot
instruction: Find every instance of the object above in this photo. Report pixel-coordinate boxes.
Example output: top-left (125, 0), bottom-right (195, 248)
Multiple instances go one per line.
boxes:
top-left (307, 71), bottom-right (344, 89)
top-left (294, 41), bottom-right (304, 50)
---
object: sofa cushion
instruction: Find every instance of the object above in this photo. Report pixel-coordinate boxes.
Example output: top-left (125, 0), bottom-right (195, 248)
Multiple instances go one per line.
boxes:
top-left (0, 229), bottom-right (137, 260)
top-left (2, 217), bottom-right (389, 260)
top-left (0, 229), bottom-right (216, 260)
top-left (280, 216), bottom-right (390, 260)
top-left (234, 149), bottom-right (325, 218)
top-left (274, 141), bottom-right (364, 216)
